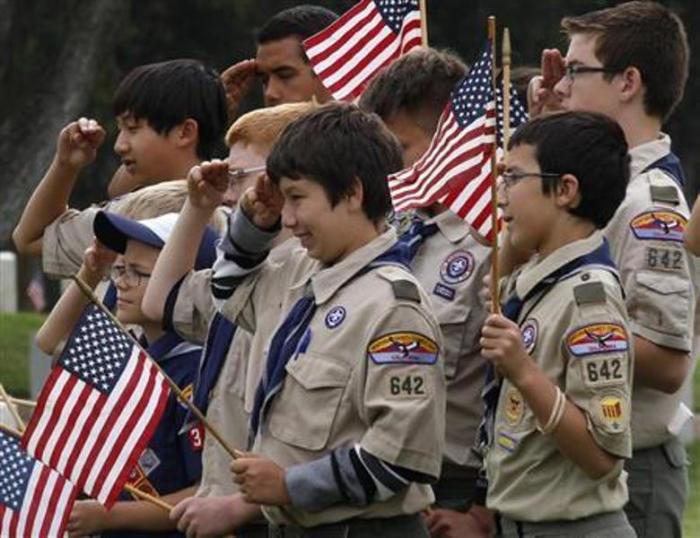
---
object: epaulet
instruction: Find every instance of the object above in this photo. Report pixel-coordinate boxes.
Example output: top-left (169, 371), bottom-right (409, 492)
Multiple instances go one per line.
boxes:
top-left (573, 276), bottom-right (606, 306)
top-left (376, 265), bottom-right (421, 302)
top-left (649, 184), bottom-right (680, 205)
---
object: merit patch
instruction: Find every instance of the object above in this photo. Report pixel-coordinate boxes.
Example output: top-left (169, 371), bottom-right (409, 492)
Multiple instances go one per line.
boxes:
top-left (630, 210), bottom-right (687, 242)
top-left (178, 383), bottom-right (194, 409)
top-left (592, 390), bottom-right (629, 434)
top-left (567, 323), bottom-right (628, 357)
top-left (440, 250), bottom-right (475, 285)
top-left (497, 431), bottom-right (518, 453)
top-left (368, 332), bottom-right (438, 365)
top-left (520, 319), bottom-right (538, 354)
top-left (433, 282), bottom-right (456, 301)
top-left (188, 423), bottom-right (205, 451)
top-left (504, 387), bottom-right (524, 426)
top-left (138, 447), bottom-right (161, 476)
top-left (325, 306), bottom-right (346, 329)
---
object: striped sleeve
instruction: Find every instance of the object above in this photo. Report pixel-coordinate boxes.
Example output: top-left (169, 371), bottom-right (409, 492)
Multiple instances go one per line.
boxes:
top-left (210, 209), bottom-right (280, 302)
top-left (285, 444), bottom-right (436, 512)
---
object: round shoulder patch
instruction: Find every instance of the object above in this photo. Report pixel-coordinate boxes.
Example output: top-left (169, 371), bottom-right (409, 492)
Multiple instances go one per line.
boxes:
top-left (520, 319), bottom-right (538, 354)
top-left (325, 306), bottom-right (346, 329)
top-left (440, 250), bottom-right (475, 285)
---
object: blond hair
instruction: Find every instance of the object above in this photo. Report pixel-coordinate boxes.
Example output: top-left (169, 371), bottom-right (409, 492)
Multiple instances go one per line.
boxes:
top-left (225, 101), bottom-right (319, 151)
top-left (110, 179), bottom-right (226, 234)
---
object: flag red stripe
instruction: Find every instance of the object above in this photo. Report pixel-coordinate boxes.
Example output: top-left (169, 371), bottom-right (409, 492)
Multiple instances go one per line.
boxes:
top-left (47, 381), bottom-right (95, 470)
top-left (62, 388), bottom-right (108, 478)
top-left (21, 366), bottom-right (64, 455)
top-left (304, 0), bottom-right (370, 49)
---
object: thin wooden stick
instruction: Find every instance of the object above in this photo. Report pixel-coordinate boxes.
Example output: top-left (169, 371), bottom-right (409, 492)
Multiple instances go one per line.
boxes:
top-left (71, 275), bottom-right (243, 461)
top-left (0, 422), bottom-right (23, 437)
top-left (0, 383), bottom-right (26, 431)
top-left (488, 16), bottom-right (501, 314)
top-left (419, 0), bottom-right (429, 47)
top-left (9, 396), bottom-right (37, 408)
top-left (123, 484), bottom-right (173, 512)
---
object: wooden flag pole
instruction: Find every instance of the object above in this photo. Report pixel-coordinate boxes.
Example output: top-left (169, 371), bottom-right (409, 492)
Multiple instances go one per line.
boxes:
top-left (10, 396), bottom-right (37, 408)
top-left (71, 275), bottom-right (243, 462)
top-left (419, 0), bottom-right (429, 46)
top-left (488, 16), bottom-right (501, 314)
top-left (502, 28), bottom-right (512, 154)
top-left (0, 398), bottom-right (173, 512)
top-left (0, 383), bottom-right (25, 430)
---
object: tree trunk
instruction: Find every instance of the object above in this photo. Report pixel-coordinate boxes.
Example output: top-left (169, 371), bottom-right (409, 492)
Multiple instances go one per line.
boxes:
top-left (0, 0), bottom-right (129, 243)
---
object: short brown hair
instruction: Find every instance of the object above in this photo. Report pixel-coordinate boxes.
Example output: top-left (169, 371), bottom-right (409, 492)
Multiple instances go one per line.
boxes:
top-left (562, 1), bottom-right (688, 121)
top-left (225, 101), bottom-right (320, 152)
top-left (359, 47), bottom-right (467, 135)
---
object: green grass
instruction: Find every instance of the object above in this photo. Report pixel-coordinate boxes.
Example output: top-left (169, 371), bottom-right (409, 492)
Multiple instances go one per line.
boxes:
top-left (685, 441), bottom-right (700, 537)
top-left (0, 312), bottom-right (45, 398)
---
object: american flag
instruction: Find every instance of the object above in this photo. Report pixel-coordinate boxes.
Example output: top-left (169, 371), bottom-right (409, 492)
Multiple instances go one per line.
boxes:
top-left (21, 304), bottom-right (170, 507)
top-left (388, 43), bottom-right (528, 240)
top-left (303, 0), bottom-right (422, 101)
top-left (0, 429), bottom-right (77, 537)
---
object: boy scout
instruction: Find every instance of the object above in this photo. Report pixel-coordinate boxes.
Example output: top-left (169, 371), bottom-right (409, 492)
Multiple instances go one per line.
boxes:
top-left (140, 103), bottom-right (315, 533)
top-left (171, 103), bottom-right (446, 537)
top-left (360, 48), bottom-right (493, 516)
top-left (530, 3), bottom-right (696, 535)
top-left (482, 111), bottom-right (635, 537)
top-left (12, 59), bottom-right (228, 278)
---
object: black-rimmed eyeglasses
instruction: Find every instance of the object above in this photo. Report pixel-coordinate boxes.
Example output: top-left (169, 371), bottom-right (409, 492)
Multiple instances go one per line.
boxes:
top-left (499, 171), bottom-right (562, 190)
top-left (564, 64), bottom-right (620, 81)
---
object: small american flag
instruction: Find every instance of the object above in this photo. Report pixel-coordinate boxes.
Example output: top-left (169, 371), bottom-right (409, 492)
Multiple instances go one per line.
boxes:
top-left (388, 43), bottom-right (528, 240)
top-left (303, 0), bottom-right (422, 101)
top-left (0, 429), bottom-right (77, 537)
top-left (22, 304), bottom-right (170, 507)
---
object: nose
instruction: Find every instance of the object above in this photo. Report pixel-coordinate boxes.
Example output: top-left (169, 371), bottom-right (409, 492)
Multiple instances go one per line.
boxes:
top-left (281, 200), bottom-right (296, 229)
top-left (263, 77), bottom-right (282, 107)
top-left (222, 184), bottom-right (239, 208)
top-left (553, 75), bottom-right (571, 99)
top-left (114, 130), bottom-right (128, 157)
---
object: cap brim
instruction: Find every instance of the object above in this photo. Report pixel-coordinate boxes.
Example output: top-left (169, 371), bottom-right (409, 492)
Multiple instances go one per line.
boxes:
top-left (93, 211), bottom-right (165, 254)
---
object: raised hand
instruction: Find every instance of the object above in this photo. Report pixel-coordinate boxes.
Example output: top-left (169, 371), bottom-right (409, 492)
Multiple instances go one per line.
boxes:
top-left (83, 239), bottom-right (118, 279)
top-left (56, 117), bottom-right (106, 170)
top-left (240, 173), bottom-right (284, 230)
top-left (187, 159), bottom-right (229, 210)
top-left (221, 59), bottom-right (258, 121)
top-left (528, 49), bottom-right (566, 117)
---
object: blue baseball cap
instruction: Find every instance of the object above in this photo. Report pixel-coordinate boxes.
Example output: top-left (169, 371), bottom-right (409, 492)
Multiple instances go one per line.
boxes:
top-left (93, 211), bottom-right (218, 270)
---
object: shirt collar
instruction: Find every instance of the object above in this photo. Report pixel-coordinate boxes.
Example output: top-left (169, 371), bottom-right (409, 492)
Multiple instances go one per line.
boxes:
top-left (629, 133), bottom-right (671, 180)
top-left (422, 210), bottom-right (471, 243)
top-left (290, 228), bottom-right (399, 305)
top-left (147, 331), bottom-right (185, 362)
top-left (515, 231), bottom-right (605, 299)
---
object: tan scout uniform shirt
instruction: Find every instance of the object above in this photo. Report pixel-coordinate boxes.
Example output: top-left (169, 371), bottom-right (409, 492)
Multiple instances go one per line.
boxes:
top-left (219, 229), bottom-right (446, 527)
top-left (603, 135), bottom-right (696, 449)
top-left (410, 211), bottom-right (490, 469)
top-left (486, 232), bottom-right (632, 521)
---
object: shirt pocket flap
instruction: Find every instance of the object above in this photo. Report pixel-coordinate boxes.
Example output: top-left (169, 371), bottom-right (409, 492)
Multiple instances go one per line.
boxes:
top-left (285, 354), bottom-right (350, 390)
top-left (636, 271), bottom-right (689, 295)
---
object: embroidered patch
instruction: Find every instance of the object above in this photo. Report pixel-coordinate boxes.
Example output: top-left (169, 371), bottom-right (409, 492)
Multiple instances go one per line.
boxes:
top-left (138, 447), bottom-right (161, 476)
top-left (325, 306), bottom-right (346, 329)
top-left (178, 383), bottom-right (194, 409)
top-left (497, 431), bottom-right (518, 453)
top-left (188, 423), bottom-right (205, 451)
top-left (630, 210), bottom-right (687, 242)
top-left (433, 282), bottom-right (456, 301)
top-left (386, 374), bottom-right (428, 399)
top-left (520, 319), bottom-right (538, 354)
top-left (645, 246), bottom-right (684, 272)
top-left (504, 387), bottom-right (524, 426)
top-left (582, 356), bottom-right (627, 388)
top-left (567, 323), bottom-right (628, 357)
top-left (368, 332), bottom-right (439, 365)
top-left (440, 250), bottom-right (475, 285)
top-left (126, 464), bottom-right (159, 498)
top-left (592, 389), bottom-right (629, 434)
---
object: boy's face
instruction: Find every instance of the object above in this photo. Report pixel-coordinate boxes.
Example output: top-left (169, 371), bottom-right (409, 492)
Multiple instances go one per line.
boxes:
top-left (499, 144), bottom-right (560, 256)
top-left (554, 34), bottom-right (623, 120)
top-left (224, 142), bottom-right (268, 208)
top-left (113, 240), bottom-right (160, 326)
top-left (114, 113), bottom-right (186, 186)
top-left (383, 111), bottom-right (432, 167)
top-left (279, 176), bottom-right (364, 264)
top-left (256, 37), bottom-right (332, 106)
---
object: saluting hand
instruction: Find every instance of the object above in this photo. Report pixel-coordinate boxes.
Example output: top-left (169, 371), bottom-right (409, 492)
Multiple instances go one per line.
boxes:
top-left (56, 117), bottom-right (106, 171)
top-left (230, 453), bottom-right (291, 506)
top-left (83, 239), bottom-right (118, 280)
top-left (220, 59), bottom-right (257, 122)
top-left (240, 174), bottom-right (284, 230)
top-left (528, 49), bottom-right (566, 117)
top-left (187, 159), bottom-right (229, 210)
top-left (481, 314), bottom-right (535, 386)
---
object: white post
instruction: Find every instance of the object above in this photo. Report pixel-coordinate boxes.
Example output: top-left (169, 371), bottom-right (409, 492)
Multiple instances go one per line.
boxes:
top-left (0, 251), bottom-right (18, 312)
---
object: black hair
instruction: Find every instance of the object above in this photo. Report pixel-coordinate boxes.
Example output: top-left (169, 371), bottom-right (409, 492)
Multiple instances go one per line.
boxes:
top-left (359, 47), bottom-right (467, 134)
top-left (256, 5), bottom-right (338, 57)
top-left (267, 102), bottom-right (402, 222)
top-left (113, 59), bottom-right (228, 160)
top-left (508, 111), bottom-right (629, 228)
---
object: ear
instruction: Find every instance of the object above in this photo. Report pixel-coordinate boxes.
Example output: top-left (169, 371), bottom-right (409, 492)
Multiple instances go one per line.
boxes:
top-left (175, 118), bottom-right (199, 149)
top-left (346, 177), bottom-right (365, 212)
top-left (554, 173), bottom-right (582, 209)
top-left (618, 66), bottom-right (644, 104)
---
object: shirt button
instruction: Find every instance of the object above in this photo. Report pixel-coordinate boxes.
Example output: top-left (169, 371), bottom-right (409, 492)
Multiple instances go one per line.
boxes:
top-left (581, 273), bottom-right (590, 281)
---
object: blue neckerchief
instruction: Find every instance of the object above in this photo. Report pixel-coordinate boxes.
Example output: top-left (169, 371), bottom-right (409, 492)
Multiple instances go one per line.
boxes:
top-left (250, 239), bottom-right (412, 437)
top-left (642, 151), bottom-right (685, 187)
top-left (147, 331), bottom-right (186, 361)
top-left (478, 238), bottom-right (618, 452)
top-left (190, 313), bottom-right (237, 418)
top-left (397, 215), bottom-right (440, 261)
top-left (103, 281), bottom-right (117, 311)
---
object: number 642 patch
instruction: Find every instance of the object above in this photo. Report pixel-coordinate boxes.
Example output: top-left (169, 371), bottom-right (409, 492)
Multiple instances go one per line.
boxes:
top-left (581, 356), bottom-right (627, 388)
